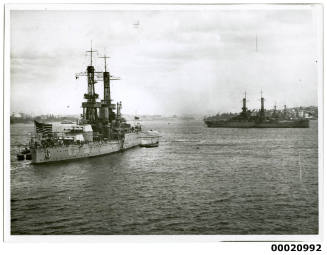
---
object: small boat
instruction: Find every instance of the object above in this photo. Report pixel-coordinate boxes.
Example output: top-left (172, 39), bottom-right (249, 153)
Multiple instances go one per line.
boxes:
top-left (16, 147), bottom-right (32, 161)
top-left (140, 141), bottom-right (159, 148)
top-left (140, 130), bottom-right (160, 148)
top-left (16, 154), bottom-right (25, 160)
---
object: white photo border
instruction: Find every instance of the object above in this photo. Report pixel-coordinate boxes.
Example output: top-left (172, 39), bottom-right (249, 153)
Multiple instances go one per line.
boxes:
top-left (3, 2), bottom-right (324, 243)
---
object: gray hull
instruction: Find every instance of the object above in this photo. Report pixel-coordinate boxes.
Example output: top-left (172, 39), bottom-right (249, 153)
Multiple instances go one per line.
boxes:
top-left (204, 119), bottom-right (309, 128)
top-left (31, 132), bottom-right (140, 164)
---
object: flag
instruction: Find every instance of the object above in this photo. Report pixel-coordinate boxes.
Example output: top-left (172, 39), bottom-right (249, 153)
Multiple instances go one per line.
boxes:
top-left (34, 120), bottom-right (52, 136)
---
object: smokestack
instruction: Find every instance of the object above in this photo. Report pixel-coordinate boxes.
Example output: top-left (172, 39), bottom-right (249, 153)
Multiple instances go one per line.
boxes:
top-left (102, 71), bottom-right (110, 122)
top-left (103, 72), bottom-right (110, 103)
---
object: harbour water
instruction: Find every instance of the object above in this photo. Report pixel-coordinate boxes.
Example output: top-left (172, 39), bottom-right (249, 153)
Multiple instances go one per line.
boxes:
top-left (10, 120), bottom-right (318, 234)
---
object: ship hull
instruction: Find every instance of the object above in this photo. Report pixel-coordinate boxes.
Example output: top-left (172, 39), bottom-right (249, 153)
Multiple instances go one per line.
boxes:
top-left (140, 142), bottom-right (159, 148)
top-left (204, 119), bottom-right (309, 128)
top-left (31, 133), bottom-right (140, 164)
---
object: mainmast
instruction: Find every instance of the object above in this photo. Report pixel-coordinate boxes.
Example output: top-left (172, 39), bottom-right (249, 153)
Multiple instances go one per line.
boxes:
top-left (99, 55), bottom-right (111, 123)
top-left (99, 55), bottom-right (110, 104)
top-left (242, 91), bottom-right (247, 113)
top-left (99, 54), bottom-right (120, 124)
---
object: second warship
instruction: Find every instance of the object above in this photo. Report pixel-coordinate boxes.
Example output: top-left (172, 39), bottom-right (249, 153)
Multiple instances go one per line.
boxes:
top-left (204, 93), bottom-right (309, 128)
top-left (29, 46), bottom-right (159, 164)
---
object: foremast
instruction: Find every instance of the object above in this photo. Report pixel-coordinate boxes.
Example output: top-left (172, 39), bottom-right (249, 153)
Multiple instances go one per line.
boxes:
top-left (82, 46), bottom-right (100, 124)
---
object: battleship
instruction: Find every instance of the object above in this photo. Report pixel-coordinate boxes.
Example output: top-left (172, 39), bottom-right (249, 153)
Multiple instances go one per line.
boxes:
top-left (204, 93), bottom-right (309, 128)
top-left (28, 46), bottom-right (159, 164)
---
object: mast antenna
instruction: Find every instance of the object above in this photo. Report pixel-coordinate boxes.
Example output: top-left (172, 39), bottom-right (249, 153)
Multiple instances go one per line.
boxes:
top-left (86, 40), bottom-right (97, 66)
top-left (99, 54), bottom-right (110, 72)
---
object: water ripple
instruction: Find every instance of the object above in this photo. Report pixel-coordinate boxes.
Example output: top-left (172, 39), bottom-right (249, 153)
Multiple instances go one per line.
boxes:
top-left (10, 120), bottom-right (318, 234)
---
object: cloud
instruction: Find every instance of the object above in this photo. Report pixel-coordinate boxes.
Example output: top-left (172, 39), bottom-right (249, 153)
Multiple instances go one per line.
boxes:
top-left (10, 7), bottom-right (319, 115)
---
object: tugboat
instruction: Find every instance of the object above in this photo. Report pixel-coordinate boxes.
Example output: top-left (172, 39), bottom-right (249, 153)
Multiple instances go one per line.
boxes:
top-left (204, 92), bottom-right (309, 128)
top-left (28, 46), bottom-right (159, 164)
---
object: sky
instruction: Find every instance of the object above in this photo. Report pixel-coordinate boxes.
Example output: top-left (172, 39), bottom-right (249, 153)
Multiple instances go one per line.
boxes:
top-left (10, 6), bottom-right (321, 116)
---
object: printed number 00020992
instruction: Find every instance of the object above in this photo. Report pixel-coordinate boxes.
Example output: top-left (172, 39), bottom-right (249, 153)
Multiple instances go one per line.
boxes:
top-left (271, 244), bottom-right (321, 252)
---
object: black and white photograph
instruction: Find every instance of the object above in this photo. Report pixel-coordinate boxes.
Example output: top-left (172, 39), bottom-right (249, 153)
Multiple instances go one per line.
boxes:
top-left (3, 2), bottom-right (324, 246)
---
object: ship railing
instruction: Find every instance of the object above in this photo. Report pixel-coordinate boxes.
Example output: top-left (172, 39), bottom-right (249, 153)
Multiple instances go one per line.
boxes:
top-left (31, 135), bottom-right (125, 149)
